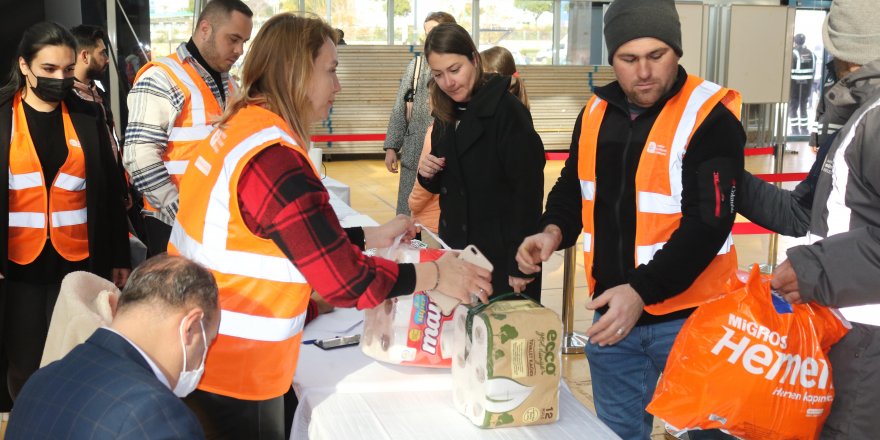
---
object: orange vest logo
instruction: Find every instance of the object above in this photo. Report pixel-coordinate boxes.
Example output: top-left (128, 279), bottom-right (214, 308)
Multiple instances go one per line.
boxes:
top-left (646, 141), bottom-right (668, 156)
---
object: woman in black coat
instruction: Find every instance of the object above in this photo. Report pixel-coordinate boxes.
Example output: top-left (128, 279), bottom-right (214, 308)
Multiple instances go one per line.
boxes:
top-left (0, 22), bottom-right (130, 402)
top-left (417, 24), bottom-right (545, 302)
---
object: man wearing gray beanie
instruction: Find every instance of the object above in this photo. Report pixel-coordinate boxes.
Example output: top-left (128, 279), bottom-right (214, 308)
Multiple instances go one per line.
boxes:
top-left (515, 0), bottom-right (744, 439)
top-left (736, 0), bottom-right (880, 438)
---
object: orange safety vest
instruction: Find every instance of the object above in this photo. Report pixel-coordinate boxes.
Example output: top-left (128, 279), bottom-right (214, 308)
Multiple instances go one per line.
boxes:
top-left (8, 92), bottom-right (88, 264)
top-left (578, 75), bottom-right (741, 315)
top-left (134, 53), bottom-right (234, 214)
top-left (168, 105), bottom-right (314, 401)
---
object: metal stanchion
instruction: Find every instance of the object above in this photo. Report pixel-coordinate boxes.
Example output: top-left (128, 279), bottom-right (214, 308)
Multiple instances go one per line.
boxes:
top-left (561, 246), bottom-right (589, 354)
top-left (762, 102), bottom-right (787, 273)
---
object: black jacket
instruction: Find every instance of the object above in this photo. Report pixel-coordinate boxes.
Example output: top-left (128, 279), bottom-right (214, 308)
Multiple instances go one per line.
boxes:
top-left (541, 66), bottom-right (744, 326)
top-left (418, 75), bottom-right (546, 300)
top-left (0, 95), bottom-right (131, 281)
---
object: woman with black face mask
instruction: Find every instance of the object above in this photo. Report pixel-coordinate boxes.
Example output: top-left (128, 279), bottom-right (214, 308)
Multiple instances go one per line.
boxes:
top-left (0, 21), bottom-right (130, 404)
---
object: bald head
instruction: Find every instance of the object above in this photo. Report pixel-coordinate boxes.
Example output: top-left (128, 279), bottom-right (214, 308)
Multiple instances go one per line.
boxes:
top-left (116, 255), bottom-right (218, 322)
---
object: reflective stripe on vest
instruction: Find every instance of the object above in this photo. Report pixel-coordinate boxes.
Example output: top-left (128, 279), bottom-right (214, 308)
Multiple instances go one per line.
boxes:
top-left (791, 49), bottom-right (815, 81)
top-left (219, 309), bottom-right (306, 342)
top-left (164, 160), bottom-right (189, 176)
top-left (578, 75), bottom-right (741, 315)
top-left (170, 220), bottom-right (306, 284)
top-left (8, 92), bottom-right (89, 264)
top-left (168, 105), bottom-right (316, 400)
top-left (134, 54), bottom-right (228, 213)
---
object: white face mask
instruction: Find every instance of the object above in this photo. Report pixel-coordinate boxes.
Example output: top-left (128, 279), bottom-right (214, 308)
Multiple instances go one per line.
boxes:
top-left (173, 317), bottom-right (207, 398)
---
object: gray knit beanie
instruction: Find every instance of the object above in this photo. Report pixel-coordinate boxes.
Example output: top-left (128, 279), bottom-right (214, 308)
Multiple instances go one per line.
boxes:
top-left (603, 0), bottom-right (683, 64)
top-left (823, 0), bottom-right (880, 65)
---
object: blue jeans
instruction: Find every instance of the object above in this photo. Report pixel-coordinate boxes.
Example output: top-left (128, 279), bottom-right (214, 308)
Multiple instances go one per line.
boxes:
top-left (584, 313), bottom-right (686, 440)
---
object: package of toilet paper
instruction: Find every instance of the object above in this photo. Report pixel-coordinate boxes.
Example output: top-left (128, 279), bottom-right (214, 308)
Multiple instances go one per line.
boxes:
top-left (451, 296), bottom-right (563, 428)
top-left (361, 241), bottom-right (456, 367)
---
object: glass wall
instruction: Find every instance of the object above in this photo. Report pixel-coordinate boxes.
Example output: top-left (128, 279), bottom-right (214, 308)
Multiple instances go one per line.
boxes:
top-left (149, 0), bottom-right (194, 58)
top-left (479, 0), bottom-right (552, 64)
top-left (393, 1), bottom-right (474, 45)
top-left (148, 0), bottom-right (602, 65)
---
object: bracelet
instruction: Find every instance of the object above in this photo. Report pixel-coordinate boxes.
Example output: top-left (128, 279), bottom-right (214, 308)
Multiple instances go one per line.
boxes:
top-left (428, 260), bottom-right (440, 291)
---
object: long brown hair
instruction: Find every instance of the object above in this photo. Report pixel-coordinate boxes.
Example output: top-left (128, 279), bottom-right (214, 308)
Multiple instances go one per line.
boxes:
top-left (424, 23), bottom-right (483, 124)
top-left (0, 22), bottom-right (76, 103)
top-left (480, 46), bottom-right (529, 110)
top-left (218, 13), bottom-right (337, 147)
top-left (424, 11), bottom-right (456, 25)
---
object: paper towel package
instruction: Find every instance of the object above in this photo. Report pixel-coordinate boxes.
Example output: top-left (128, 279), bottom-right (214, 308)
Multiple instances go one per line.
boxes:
top-left (451, 299), bottom-right (563, 428)
top-left (360, 242), bottom-right (456, 367)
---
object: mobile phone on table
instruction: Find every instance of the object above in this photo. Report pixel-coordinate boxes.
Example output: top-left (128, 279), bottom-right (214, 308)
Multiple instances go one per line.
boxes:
top-left (314, 334), bottom-right (361, 350)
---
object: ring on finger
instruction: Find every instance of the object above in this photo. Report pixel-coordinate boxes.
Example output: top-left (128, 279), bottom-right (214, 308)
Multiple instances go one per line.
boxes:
top-left (616, 328), bottom-right (625, 336)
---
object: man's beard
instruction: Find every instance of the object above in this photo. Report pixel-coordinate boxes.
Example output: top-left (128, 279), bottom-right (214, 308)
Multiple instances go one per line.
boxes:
top-left (86, 61), bottom-right (105, 81)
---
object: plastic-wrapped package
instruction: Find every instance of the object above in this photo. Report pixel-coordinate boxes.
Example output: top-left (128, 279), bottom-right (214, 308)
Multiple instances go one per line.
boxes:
top-left (360, 241), bottom-right (456, 367)
top-left (451, 296), bottom-right (562, 428)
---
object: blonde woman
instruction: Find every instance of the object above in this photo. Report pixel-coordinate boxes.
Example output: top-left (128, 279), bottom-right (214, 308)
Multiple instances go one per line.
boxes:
top-left (171, 13), bottom-right (492, 439)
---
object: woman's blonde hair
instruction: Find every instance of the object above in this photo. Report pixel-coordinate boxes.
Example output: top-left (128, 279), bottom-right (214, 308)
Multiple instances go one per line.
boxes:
top-left (480, 46), bottom-right (529, 110)
top-left (218, 13), bottom-right (337, 147)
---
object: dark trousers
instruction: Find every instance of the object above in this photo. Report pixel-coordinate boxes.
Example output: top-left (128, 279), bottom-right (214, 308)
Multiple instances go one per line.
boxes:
top-left (3, 281), bottom-right (61, 400)
top-left (143, 216), bottom-right (173, 257)
top-left (184, 389), bottom-right (285, 440)
top-left (789, 80), bottom-right (811, 135)
top-left (283, 386), bottom-right (298, 439)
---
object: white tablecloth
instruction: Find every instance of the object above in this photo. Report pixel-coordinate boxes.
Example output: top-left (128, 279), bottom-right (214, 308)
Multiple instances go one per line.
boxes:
top-left (326, 182), bottom-right (378, 229)
top-left (292, 309), bottom-right (620, 440)
top-left (323, 176), bottom-right (351, 205)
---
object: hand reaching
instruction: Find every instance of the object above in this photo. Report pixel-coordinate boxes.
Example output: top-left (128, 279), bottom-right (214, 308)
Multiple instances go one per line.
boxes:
top-left (516, 226), bottom-right (562, 275)
top-left (434, 252), bottom-right (493, 304)
top-left (364, 215), bottom-right (419, 249)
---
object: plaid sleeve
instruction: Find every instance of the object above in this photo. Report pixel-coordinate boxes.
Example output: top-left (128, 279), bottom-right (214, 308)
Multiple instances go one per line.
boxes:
top-left (122, 66), bottom-right (184, 225)
top-left (237, 144), bottom-right (402, 309)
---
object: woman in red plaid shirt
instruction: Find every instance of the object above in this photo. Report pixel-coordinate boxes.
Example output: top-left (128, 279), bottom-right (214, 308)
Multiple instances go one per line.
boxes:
top-left (171, 13), bottom-right (493, 440)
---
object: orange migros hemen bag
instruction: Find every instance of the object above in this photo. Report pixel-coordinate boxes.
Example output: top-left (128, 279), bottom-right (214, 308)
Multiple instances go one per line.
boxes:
top-left (647, 264), bottom-right (850, 439)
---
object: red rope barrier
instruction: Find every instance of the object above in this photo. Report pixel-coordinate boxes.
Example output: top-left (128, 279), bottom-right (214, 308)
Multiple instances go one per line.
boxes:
top-left (311, 134), bottom-right (386, 142)
top-left (732, 223), bottom-right (773, 235)
top-left (547, 147), bottom-right (778, 161)
top-left (545, 152), bottom-right (569, 161)
top-left (744, 147), bottom-right (775, 156)
top-left (754, 172), bottom-right (808, 183)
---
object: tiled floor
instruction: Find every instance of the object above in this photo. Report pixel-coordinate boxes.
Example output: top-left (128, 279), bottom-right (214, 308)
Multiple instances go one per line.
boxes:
top-left (324, 140), bottom-right (816, 439)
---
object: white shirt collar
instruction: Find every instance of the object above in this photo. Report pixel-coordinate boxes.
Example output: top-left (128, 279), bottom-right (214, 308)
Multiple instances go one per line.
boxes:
top-left (102, 327), bottom-right (172, 390)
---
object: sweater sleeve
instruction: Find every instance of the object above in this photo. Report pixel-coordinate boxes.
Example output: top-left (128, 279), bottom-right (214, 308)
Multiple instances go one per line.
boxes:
top-left (383, 59), bottom-right (415, 152)
top-left (628, 103), bottom-right (745, 305)
top-left (237, 145), bottom-right (414, 309)
top-left (408, 125), bottom-right (436, 214)
top-left (539, 106), bottom-right (586, 249)
top-left (497, 101), bottom-right (546, 278)
top-left (792, 108), bottom-right (880, 309)
top-left (416, 121), bottom-right (444, 194)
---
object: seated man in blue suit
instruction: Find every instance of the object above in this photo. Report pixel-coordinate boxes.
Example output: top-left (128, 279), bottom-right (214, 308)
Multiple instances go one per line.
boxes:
top-left (7, 254), bottom-right (220, 439)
